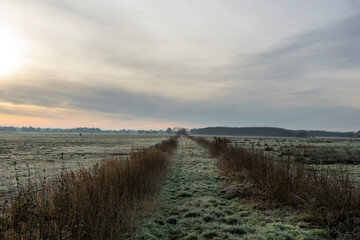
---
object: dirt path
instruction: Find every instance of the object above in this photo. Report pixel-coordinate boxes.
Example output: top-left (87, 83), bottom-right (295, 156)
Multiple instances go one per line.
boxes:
top-left (135, 137), bottom-right (324, 239)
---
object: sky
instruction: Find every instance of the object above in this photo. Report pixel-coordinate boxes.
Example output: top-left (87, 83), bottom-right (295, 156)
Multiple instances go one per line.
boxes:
top-left (0, 0), bottom-right (359, 131)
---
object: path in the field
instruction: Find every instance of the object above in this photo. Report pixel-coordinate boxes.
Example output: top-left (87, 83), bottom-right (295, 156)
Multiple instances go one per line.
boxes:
top-left (135, 137), bottom-right (324, 239)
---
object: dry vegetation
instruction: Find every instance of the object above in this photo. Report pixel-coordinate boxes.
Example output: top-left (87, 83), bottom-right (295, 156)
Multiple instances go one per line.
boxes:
top-left (0, 133), bottom-right (168, 203)
top-left (230, 137), bottom-right (360, 165)
top-left (192, 136), bottom-right (360, 239)
top-left (137, 137), bottom-right (325, 239)
top-left (0, 136), bottom-right (178, 239)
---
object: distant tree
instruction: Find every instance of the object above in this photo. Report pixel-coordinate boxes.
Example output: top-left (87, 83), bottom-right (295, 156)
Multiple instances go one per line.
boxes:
top-left (296, 131), bottom-right (308, 138)
top-left (176, 128), bottom-right (188, 135)
top-left (165, 128), bottom-right (174, 134)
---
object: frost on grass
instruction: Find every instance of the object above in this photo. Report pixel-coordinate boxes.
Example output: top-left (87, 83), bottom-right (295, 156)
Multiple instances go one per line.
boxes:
top-left (0, 133), bottom-right (167, 204)
top-left (135, 137), bottom-right (325, 239)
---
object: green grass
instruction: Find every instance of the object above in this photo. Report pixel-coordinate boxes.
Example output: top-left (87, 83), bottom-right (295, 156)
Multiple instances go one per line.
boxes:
top-left (135, 137), bottom-right (324, 239)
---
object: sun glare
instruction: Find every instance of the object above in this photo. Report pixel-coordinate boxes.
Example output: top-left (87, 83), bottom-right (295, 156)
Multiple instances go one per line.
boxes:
top-left (0, 25), bottom-right (23, 77)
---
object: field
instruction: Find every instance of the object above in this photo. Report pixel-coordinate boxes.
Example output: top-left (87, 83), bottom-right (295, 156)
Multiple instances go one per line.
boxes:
top-left (192, 136), bottom-right (360, 238)
top-left (228, 137), bottom-right (360, 163)
top-left (136, 137), bottom-right (324, 239)
top-left (228, 136), bottom-right (360, 183)
top-left (1, 134), bottom-right (360, 239)
top-left (0, 133), bottom-right (167, 205)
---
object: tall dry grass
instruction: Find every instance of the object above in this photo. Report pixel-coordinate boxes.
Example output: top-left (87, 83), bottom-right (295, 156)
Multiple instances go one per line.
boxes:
top-left (0, 137), bottom-right (178, 240)
top-left (192, 136), bottom-right (360, 238)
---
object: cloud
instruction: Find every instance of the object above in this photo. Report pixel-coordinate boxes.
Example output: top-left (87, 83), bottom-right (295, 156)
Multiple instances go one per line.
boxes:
top-left (225, 13), bottom-right (360, 109)
top-left (231, 13), bottom-right (360, 78)
top-left (10, 0), bottom-right (232, 101)
top-left (0, 73), bottom-right (209, 122)
top-left (1, 1), bottom-right (360, 130)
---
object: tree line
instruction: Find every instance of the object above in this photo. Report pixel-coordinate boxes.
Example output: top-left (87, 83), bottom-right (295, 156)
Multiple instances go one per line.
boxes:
top-left (189, 127), bottom-right (360, 138)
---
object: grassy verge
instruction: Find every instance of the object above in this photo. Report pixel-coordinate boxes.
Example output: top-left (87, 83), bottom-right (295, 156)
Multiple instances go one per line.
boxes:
top-left (136, 137), bottom-right (324, 239)
top-left (192, 136), bottom-right (360, 238)
top-left (0, 136), bottom-right (178, 239)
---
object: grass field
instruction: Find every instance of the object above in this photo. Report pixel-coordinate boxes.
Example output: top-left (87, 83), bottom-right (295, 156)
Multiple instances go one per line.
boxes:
top-left (0, 136), bottom-right (177, 239)
top-left (227, 136), bottom-right (360, 183)
top-left (193, 136), bottom-right (360, 238)
top-left (1, 134), bottom-right (359, 239)
top-left (136, 137), bottom-right (325, 239)
top-left (0, 133), bottom-right (167, 205)
top-left (228, 137), bottom-right (360, 164)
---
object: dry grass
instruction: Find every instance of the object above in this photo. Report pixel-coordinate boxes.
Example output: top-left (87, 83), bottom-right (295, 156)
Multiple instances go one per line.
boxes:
top-left (192, 136), bottom-right (360, 238)
top-left (0, 137), bottom-right (178, 239)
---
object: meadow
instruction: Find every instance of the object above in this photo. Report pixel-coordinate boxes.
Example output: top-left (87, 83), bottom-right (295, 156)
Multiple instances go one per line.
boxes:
top-left (136, 137), bottom-right (325, 239)
top-left (0, 133), bottom-right (167, 205)
top-left (1, 133), bottom-right (360, 239)
top-left (193, 136), bottom-right (360, 238)
top-left (229, 137), bottom-right (360, 164)
top-left (228, 136), bottom-right (360, 183)
top-left (0, 134), bottom-right (177, 239)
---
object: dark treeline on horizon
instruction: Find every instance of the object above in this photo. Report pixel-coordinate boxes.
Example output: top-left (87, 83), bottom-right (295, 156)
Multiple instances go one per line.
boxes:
top-left (0, 126), bottom-right (166, 134)
top-left (190, 127), bottom-right (360, 138)
top-left (0, 126), bottom-right (193, 135)
top-left (1, 126), bottom-right (360, 138)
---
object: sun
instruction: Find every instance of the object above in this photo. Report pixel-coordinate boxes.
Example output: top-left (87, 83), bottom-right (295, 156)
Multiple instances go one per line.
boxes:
top-left (0, 25), bottom-right (23, 77)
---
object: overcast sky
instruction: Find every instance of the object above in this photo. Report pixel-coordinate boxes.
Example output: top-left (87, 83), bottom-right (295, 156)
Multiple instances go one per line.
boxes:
top-left (0, 0), bottom-right (359, 130)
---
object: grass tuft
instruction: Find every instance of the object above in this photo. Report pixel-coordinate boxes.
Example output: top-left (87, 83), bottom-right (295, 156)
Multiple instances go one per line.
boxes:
top-left (223, 226), bottom-right (247, 235)
top-left (166, 217), bottom-right (178, 225)
top-left (176, 191), bottom-right (193, 198)
top-left (201, 230), bottom-right (219, 238)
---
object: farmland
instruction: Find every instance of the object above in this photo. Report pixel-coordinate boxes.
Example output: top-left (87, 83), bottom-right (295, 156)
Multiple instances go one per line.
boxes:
top-left (1, 133), bottom-right (360, 239)
top-left (192, 135), bottom-right (360, 238)
top-left (228, 137), bottom-right (360, 164)
top-left (227, 137), bottom-right (360, 183)
top-left (136, 137), bottom-right (324, 239)
top-left (0, 133), bottom-right (167, 205)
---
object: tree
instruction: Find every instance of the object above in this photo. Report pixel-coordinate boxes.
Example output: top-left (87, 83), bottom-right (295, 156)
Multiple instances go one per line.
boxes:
top-left (176, 128), bottom-right (188, 135)
top-left (165, 128), bottom-right (174, 134)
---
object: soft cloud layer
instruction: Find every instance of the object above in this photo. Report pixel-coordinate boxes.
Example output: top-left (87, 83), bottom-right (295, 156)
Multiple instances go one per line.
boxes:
top-left (0, 0), bottom-right (359, 130)
top-left (224, 13), bottom-right (360, 123)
